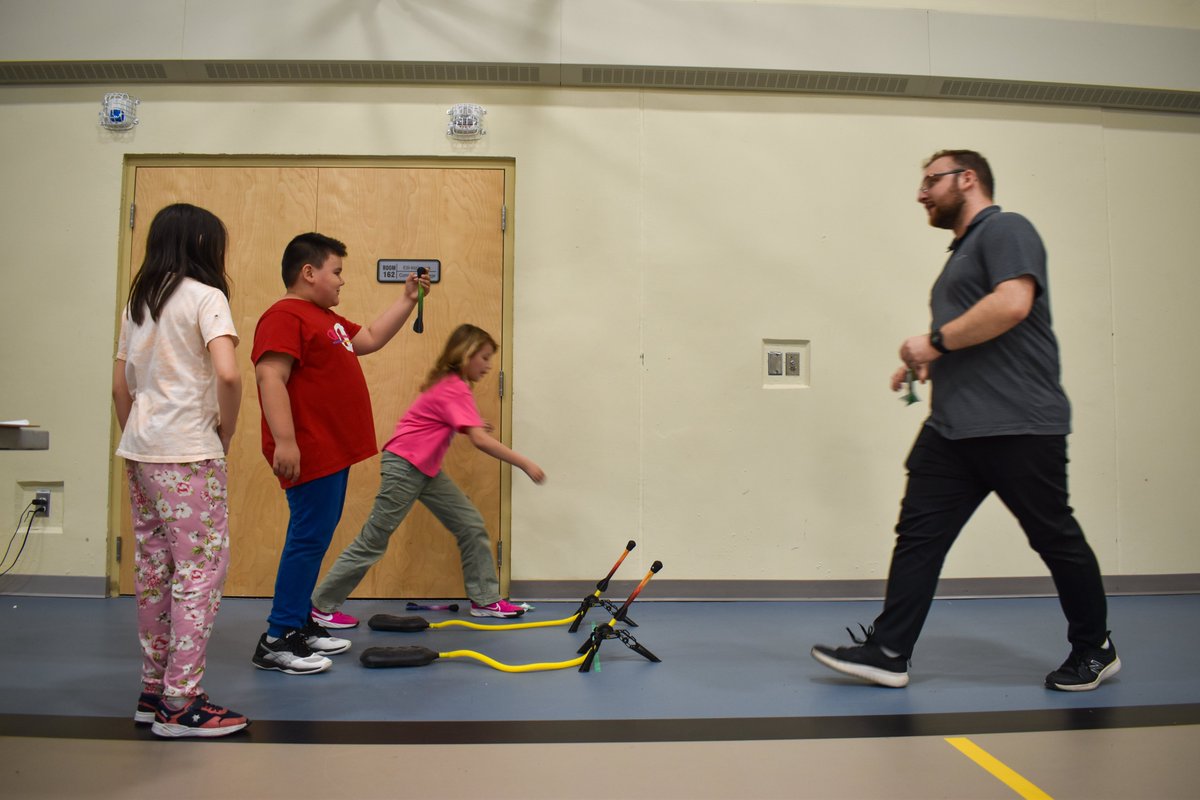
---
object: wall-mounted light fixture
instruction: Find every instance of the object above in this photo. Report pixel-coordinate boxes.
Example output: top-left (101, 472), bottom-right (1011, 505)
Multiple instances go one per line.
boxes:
top-left (99, 92), bottom-right (139, 131)
top-left (446, 103), bottom-right (486, 141)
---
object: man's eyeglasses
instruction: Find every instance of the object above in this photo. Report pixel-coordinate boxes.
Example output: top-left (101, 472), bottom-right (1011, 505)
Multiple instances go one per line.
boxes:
top-left (919, 168), bottom-right (965, 193)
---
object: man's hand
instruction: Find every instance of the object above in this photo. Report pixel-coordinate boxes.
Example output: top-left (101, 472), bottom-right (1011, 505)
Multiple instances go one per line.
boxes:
top-left (900, 334), bottom-right (941, 370)
top-left (891, 364), bottom-right (929, 392)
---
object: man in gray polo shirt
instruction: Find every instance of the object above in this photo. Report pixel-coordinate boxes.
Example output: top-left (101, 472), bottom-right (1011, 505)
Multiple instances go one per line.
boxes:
top-left (811, 150), bottom-right (1119, 691)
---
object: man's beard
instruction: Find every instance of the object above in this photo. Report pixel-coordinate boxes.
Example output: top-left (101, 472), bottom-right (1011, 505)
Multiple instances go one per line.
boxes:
top-left (929, 186), bottom-right (965, 230)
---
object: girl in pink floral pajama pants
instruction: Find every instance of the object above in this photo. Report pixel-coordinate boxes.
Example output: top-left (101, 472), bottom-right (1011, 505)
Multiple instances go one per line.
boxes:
top-left (113, 203), bottom-right (247, 736)
top-left (126, 459), bottom-right (230, 698)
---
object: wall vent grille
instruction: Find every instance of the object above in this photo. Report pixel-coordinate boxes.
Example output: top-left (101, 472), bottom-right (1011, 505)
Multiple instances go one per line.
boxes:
top-left (0, 61), bottom-right (168, 83)
top-left (938, 78), bottom-right (1200, 113)
top-left (579, 66), bottom-right (909, 95)
top-left (203, 61), bottom-right (543, 84)
top-left (2, 59), bottom-right (1197, 114)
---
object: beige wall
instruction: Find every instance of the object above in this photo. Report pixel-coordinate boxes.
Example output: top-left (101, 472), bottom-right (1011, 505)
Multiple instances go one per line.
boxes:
top-left (746, 0), bottom-right (1200, 28)
top-left (1, 1), bottom-right (1197, 590)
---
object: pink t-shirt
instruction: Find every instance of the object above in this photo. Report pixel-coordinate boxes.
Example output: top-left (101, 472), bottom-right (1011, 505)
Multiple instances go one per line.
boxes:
top-left (383, 375), bottom-right (484, 477)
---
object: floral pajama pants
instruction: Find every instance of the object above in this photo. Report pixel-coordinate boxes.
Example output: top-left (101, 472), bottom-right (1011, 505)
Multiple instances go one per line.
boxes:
top-left (125, 459), bottom-right (230, 699)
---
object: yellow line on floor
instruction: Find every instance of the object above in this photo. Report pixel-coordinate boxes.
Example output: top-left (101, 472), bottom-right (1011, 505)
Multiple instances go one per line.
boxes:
top-left (945, 737), bottom-right (1053, 800)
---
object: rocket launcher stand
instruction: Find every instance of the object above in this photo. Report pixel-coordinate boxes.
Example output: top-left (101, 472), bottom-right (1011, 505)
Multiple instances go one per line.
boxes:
top-left (568, 540), bottom-right (639, 633)
top-left (359, 558), bottom-right (664, 673)
top-left (366, 541), bottom-right (646, 635)
top-left (576, 560), bottom-right (662, 673)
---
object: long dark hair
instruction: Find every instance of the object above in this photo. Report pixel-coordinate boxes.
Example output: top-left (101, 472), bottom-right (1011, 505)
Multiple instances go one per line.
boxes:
top-left (127, 203), bottom-right (230, 324)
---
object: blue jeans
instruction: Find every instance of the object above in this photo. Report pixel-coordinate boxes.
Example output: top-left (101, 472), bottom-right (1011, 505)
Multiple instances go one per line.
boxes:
top-left (267, 468), bottom-right (349, 637)
top-left (311, 452), bottom-right (500, 611)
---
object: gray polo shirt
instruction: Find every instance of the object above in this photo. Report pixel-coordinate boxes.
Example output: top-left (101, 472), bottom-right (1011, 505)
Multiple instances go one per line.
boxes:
top-left (927, 205), bottom-right (1071, 439)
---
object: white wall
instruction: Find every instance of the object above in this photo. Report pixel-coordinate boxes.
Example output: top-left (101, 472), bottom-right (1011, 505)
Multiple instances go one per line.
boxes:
top-left (0, 1), bottom-right (1197, 591)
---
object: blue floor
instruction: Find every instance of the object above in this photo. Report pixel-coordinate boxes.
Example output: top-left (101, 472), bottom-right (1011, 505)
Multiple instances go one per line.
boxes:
top-left (2, 594), bottom-right (1197, 741)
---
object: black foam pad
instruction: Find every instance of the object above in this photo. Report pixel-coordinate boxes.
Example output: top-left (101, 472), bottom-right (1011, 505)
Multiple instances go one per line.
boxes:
top-left (360, 646), bottom-right (440, 668)
top-left (368, 614), bottom-right (430, 632)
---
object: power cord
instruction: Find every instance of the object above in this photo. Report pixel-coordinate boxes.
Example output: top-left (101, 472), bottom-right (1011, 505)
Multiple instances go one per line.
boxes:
top-left (0, 502), bottom-right (38, 577)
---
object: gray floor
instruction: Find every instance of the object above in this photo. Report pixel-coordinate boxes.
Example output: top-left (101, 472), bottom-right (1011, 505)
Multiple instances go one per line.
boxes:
top-left (2, 594), bottom-right (1199, 799)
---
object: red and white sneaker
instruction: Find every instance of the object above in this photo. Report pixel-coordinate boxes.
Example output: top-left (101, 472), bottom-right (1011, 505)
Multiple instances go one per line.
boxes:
top-left (311, 607), bottom-right (359, 629)
top-left (151, 694), bottom-right (249, 738)
top-left (469, 600), bottom-right (526, 618)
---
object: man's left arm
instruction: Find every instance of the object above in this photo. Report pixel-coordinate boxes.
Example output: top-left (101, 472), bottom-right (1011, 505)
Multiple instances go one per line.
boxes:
top-left (900, 275), bottom-right (1036, 369)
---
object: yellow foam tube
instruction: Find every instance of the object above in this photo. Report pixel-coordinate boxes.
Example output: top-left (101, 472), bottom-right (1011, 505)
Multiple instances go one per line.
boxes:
top-left (429, 614), bottom-right (580, 632)
top-left (440, 649), bottom-right (588, 673)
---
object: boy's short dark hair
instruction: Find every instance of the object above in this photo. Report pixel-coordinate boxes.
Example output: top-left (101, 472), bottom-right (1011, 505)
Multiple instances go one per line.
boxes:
top-left (281, 232), bottom-right (348, 288)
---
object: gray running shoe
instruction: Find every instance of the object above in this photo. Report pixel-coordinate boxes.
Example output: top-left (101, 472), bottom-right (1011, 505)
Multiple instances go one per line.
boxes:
top-left (252, 630), bottom-right (333, 674)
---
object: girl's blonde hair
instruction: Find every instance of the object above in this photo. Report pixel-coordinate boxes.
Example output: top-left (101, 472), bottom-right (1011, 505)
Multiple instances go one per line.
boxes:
top-left (421, 324), bottom-right (498, 391)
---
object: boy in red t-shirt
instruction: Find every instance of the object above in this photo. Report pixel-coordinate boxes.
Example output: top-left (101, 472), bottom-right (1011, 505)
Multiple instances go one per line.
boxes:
top-left (250, 232), bottom-right (429, 675)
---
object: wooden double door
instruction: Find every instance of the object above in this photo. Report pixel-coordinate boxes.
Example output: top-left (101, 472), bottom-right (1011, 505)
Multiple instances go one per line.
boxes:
top-left (113, 161), bottom-right (511, 599)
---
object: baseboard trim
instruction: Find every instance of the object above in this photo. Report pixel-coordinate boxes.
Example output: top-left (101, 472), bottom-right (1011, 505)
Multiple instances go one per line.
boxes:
top-left (0, 574), bottom-right (106, 598)
top-left (5, 703), bottom-right (1200, 744)
top-left (510, 574), bottom-right (1200, 602)
top-left (3, 573), bottom-right (1196, 601)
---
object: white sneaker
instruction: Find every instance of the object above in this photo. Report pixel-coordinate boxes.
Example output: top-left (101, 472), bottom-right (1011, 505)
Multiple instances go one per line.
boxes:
top-left (251, 631), bottom-right (332, 675)
top-left (302, 620), bottom-right (352, 655)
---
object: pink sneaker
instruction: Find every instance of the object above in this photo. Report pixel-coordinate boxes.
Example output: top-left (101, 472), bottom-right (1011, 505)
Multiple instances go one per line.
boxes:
top-left (310, 607), bottom-right (359, 629)
top-left (470, 600), bottom-right (525, 618)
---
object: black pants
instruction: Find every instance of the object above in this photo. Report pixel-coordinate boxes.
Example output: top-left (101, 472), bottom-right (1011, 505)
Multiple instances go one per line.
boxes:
top-left (872, 426), bottom-right (1108, 659)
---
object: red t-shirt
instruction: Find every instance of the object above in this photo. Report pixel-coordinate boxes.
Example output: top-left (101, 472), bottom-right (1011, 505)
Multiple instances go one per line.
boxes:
top-left (251, 298), bottom-right (377, 488)
top-left (383, 375), bottom-right (484, 477)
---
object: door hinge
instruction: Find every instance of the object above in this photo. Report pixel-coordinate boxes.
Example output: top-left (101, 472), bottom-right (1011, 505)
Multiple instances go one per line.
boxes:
top-left (501, 205), bottom-right (507, 232)
top-left (498, 370), bottom-right (505, 398)
top-left (115, 536), bottom-right (122, 563)
top-left (497, 539), bottom-right (503, 568)
top-left (129, 202), bottom-right (136, 230)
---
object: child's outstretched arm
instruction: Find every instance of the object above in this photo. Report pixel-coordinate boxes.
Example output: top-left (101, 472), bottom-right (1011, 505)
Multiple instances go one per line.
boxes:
top-left (351, 272), bottom-right (432, 355)
top-left (464, 426), bottom-right (546, 484)
top-left (255, 353), bottom-right (301, 482)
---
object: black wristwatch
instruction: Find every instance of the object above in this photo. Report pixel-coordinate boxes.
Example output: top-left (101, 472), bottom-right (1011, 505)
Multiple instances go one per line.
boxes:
top-left (929, 328), bottom-right (951, 354)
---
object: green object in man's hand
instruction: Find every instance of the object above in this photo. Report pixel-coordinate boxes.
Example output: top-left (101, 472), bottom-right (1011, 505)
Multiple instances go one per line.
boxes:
top-left (901, 369), bottom-right (919, 405)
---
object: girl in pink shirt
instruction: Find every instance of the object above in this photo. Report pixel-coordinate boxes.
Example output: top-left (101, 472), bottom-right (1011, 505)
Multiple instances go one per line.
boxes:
top-left (311, 324), bottom-right (544, 624)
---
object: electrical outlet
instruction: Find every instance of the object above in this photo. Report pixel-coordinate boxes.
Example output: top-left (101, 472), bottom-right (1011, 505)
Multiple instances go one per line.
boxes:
top-left (33, 489), bottom-right (50, 517)
top-left (766, 351), bottom-right (783, 376)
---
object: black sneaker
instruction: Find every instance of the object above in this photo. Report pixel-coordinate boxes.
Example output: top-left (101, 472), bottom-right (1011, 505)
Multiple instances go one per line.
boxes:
top-left (1045, 634), bottom-right (1121, 691)
top-left (811, 625), bottom-right (909, 688)
top-left (251, 630), bottom-right (333, 674)
top-left (150, 694), bottom-right (248, 738)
